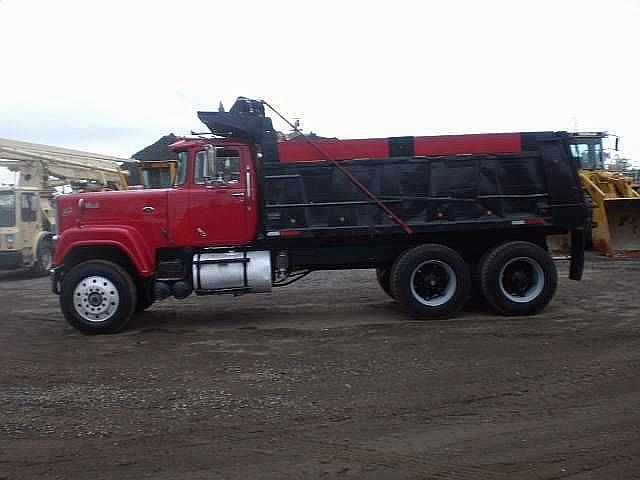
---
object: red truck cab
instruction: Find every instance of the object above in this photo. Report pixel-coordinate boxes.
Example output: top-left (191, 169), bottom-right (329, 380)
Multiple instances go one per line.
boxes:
top-left (165, 138), bottom-right (259, 248)
top-left (54, 138), bottom-right (259, 272)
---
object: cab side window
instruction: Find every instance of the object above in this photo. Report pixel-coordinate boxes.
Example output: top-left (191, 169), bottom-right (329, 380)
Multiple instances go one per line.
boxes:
top-left (215, 153), bottom-right (241, 184)
top-left (194, 149), bottom-right (241, 185)
top-left (21, 193), bottom-right (37, 222)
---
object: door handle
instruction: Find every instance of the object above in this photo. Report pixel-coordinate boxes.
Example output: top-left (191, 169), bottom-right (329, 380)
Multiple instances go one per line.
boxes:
top-left (142, 206), bottom-right (155, 213)
top-left (231, 192), bottom-right (245, 197)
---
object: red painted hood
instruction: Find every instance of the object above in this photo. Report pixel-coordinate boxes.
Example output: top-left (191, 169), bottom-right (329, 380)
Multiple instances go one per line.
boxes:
top-left (54, 189), bottom-right (171, 269)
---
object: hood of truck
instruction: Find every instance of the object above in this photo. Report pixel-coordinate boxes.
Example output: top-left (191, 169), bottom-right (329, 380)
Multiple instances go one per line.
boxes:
top-left (57, 189), bottom-right (168, 231)
top-left (54, 189), bottom-right (171, 272)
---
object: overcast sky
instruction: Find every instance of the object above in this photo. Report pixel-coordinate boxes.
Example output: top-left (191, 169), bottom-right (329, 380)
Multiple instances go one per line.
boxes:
top-left (1, 0), bottom-right (639, 166)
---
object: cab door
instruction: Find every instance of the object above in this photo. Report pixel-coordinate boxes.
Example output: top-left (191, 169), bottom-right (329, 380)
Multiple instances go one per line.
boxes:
top-left (186, 146), bottom-right (255, 247)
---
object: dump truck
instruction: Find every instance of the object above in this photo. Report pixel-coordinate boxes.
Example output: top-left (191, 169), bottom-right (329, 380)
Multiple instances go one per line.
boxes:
top-left (566, 132), bottom-right (640, 256)
top-left (51, 97), bottom-right (589, 334)
top-left (0, 138), bottom-right (128, 275)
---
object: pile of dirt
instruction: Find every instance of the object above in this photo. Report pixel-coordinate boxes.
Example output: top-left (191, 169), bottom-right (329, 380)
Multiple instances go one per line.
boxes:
top-left (131, 134), bottom-right (179, 161)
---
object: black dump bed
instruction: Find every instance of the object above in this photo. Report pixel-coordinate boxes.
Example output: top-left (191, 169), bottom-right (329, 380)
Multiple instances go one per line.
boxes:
top-left (262, 133), bottom-right (586, 238)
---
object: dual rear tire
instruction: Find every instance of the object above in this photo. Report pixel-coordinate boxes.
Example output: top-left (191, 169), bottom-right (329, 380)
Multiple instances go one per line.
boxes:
top-left (389, 244), bottom-right (470, 318)
top-left (375, 267), bottom-right (394, 299)
top-left (478, 241), bottom-right (557, 316)
top-left (384, 241), bottom-right (556, 319)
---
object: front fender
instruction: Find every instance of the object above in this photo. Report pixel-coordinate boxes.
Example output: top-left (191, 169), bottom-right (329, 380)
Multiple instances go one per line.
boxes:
top-left (53, 226), bottom-right (155, 276)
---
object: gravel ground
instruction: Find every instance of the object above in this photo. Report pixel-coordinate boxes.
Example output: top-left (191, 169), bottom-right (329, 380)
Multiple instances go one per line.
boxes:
top-left (1, 252), bottom-right (639, 479)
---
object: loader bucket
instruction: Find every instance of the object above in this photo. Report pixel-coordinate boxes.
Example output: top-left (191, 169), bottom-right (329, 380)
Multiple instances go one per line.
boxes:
top-left (592, 197), bottom-right (640, 256)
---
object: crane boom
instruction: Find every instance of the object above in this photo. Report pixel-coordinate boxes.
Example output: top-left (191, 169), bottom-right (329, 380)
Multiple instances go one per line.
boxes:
top-left (0, 137), bottom-right (131, 189)
top-left (0, 137), bottom-right (129, 169)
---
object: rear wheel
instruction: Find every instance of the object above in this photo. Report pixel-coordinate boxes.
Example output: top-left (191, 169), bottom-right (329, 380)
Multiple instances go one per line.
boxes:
top-left (479, 241), bottom-right (557, 316)
top-left (375, 267), bottom-right (394, 299)
top-left (60, 260), bottom-right (137, 334)
top-left (390, 244), bottom-right (470, 318)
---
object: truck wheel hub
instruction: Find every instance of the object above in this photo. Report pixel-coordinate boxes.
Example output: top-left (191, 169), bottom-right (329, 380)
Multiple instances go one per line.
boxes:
top-left (410, 260), bottom-right (457, 307)
top-left (72, 275), bottom-right (120, 323)
top-left (499, 257), bottom-right (544, 303)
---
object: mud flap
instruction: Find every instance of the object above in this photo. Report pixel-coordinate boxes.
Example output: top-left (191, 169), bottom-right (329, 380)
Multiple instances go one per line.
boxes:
top-left (569, 230), bottom-right (584, 281)
top-left (593, 198), bottom-right (640, 255)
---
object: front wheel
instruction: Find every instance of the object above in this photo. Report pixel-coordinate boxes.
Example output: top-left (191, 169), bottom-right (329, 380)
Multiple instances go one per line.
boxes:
top-left (60, 260), bottom-right (137, 334)
top-left (390, 244), bottom-right (470, 318)
top-left (479, 241), bottom-right (557, 316)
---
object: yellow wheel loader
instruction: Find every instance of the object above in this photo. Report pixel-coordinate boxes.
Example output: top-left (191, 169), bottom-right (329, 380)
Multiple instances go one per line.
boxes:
top-left (568, 133), bottom-right (640, 256)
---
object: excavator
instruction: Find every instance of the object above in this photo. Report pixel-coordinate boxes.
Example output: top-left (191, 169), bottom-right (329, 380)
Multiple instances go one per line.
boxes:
top-left (568, 132), bottom-right (640, 256)
top-left (0, 138), bottom-right (128, 275)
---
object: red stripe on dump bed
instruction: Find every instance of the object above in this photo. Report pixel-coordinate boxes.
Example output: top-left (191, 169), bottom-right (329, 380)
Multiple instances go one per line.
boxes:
top-left (277, 133), bottom-right (522, 163)
top-left (413, 133), bottom-right (522, 156)
top-left (277, 138), bottom-right (389, 163)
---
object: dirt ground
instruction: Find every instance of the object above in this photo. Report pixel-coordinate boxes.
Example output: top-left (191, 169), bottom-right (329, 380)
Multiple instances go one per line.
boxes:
top-left (1, 252), bottom-right (639, 479)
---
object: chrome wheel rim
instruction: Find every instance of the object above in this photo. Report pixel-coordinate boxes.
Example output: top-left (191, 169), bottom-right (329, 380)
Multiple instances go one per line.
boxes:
top-left (410, 260), bottom-right (457, 307)
top-left (499, 257), bottom-right (544, 303)
top-left (73, 276), bottom-right (120, 322)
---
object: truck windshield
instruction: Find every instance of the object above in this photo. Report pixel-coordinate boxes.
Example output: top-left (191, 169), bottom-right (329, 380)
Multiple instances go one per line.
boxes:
top-left (0, 191), bottom-right (16, 227)
top-left (569, 139), bottom-right (604, 170)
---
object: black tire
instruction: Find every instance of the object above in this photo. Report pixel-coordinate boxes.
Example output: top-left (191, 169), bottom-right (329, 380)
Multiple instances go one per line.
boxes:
top-left (468, 260), bottom-right (489, 308)
top-left (31, 241), bottom-right (53, 277)
top-left (135, 279), bottom-right (155, 313)
top-left (389, 244), bottom-right (470, 318)
top-left (60, 260), bottom-right (137, 334)
top-left (375, 267), bottom-right (395, 299)
top-left (479, 241), bottom-right (557, 316)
